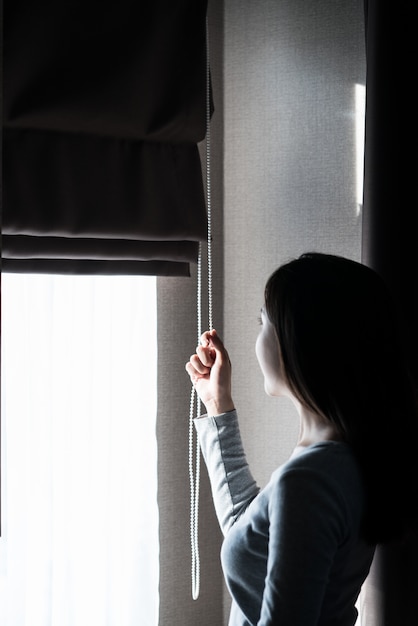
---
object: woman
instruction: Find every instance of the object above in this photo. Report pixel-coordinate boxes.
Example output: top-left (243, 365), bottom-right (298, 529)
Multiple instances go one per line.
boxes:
top-left (185, 253), bottom-right (418, 625)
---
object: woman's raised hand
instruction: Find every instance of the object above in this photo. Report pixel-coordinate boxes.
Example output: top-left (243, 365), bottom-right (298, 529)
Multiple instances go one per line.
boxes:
top-left (185, 329), bottom-right (235, 417)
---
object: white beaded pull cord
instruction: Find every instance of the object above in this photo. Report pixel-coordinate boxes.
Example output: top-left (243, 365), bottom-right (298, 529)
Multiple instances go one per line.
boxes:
top-left (189, 17), bottom-right (213, 601)
top-left (188, 260), bottom-right (202, 602)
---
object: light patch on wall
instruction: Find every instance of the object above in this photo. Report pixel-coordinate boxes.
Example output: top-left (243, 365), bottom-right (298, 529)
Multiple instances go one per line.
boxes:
top-left (355, 83), bottom-right (366, 216)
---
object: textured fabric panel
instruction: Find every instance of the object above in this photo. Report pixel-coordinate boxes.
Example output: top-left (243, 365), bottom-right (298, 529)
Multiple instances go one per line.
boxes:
top-left (156, 271), bottom-right (225, 626)
top-left (3, 129), bottom-right (205, 275)
top-left (222, 0), bottom-right (365, 621)
top-left (3, 0), bottom-right (208, 275)
top-left (223, 0), bottom-right (365, 482)
top-left (3, 130), bottom-right (207, 242)
top-left (4, 0), bottom-right (208, 142)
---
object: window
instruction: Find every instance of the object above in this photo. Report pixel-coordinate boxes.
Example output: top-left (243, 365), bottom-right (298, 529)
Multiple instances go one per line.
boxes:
top-left (1, 274), bottom-right (159, 626)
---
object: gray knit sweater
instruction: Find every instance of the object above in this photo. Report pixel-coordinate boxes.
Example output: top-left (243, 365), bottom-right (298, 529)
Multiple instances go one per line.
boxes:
top-left (194, 410), bottom-right (375, 626)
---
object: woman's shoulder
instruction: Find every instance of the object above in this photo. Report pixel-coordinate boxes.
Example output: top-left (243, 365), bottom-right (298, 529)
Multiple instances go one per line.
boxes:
top-left (287, 440), bottom-right (359, 473)
top-left (270, 441), bottom-right (365, 510)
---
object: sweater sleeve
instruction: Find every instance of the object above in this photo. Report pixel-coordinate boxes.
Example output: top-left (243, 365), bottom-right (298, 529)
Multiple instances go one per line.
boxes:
top-left (194, 410), bottom-right (259, 535)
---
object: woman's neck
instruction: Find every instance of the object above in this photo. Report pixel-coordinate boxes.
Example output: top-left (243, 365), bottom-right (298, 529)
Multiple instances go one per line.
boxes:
top-left (292, 398), bottom-right (341, 449)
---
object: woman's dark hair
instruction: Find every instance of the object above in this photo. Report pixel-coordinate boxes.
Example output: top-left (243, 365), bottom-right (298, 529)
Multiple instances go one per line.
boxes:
top-left (265, 252), bottom-right (418, 544)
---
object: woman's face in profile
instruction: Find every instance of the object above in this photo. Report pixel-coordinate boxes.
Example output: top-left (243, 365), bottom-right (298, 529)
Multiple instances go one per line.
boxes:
top-left (255, 307), bottom-right (288, 398)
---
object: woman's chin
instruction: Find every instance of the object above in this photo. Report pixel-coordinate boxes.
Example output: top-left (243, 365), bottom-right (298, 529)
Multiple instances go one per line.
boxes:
top-left (264, 382), bottom-right (278, 397)
top-left (264, 381), bottom-right (288, 398)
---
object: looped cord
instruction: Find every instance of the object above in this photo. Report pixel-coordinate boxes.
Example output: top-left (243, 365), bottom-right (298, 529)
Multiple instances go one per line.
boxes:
top-left (189, 16), bottom-right (213, 601)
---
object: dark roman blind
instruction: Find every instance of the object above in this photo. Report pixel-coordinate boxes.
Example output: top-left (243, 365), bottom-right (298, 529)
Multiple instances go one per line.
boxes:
top-left (2, 0), bottom-right (209, 276)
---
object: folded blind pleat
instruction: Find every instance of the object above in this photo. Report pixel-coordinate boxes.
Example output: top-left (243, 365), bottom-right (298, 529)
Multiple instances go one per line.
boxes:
top-left (2, 260), bottom-right (191, 276)
top-left (2, 235), bottom-right (199, 263)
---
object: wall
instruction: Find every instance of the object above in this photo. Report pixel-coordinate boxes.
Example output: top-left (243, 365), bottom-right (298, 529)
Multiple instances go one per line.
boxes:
top-left (222, 0), bottom-right (365, 621)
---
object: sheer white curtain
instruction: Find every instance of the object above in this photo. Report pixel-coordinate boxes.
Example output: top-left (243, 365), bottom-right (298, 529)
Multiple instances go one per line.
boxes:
top-left (0, 274), bottom-right (159, 626)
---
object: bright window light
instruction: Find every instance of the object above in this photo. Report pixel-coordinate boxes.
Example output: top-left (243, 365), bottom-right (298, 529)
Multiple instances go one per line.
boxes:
top-left (1, 274), bottom-right (159, 626)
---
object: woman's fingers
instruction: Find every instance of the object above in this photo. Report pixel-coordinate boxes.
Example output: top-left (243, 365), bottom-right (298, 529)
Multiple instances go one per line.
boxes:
top-left (199, 329), bottom-right (227, 358)
top-left (207, 330), bottom-right (231, 369)
top-left (199, 330), bottom-right (213, 347)
top-left (188, 354), bottom-right (211, 375)
top-left (186, 329), bottom-right (234, 415)
top-left (187, 329), bottom-right (230, 378)
top-left (185, 361), bottom-right (203, 383)
top-left (196, 344), bottom-right (215, 367)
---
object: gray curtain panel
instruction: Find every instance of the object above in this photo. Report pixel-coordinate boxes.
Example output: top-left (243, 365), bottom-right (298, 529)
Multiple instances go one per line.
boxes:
top-left (2, 0), bottom-right (209, 276)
